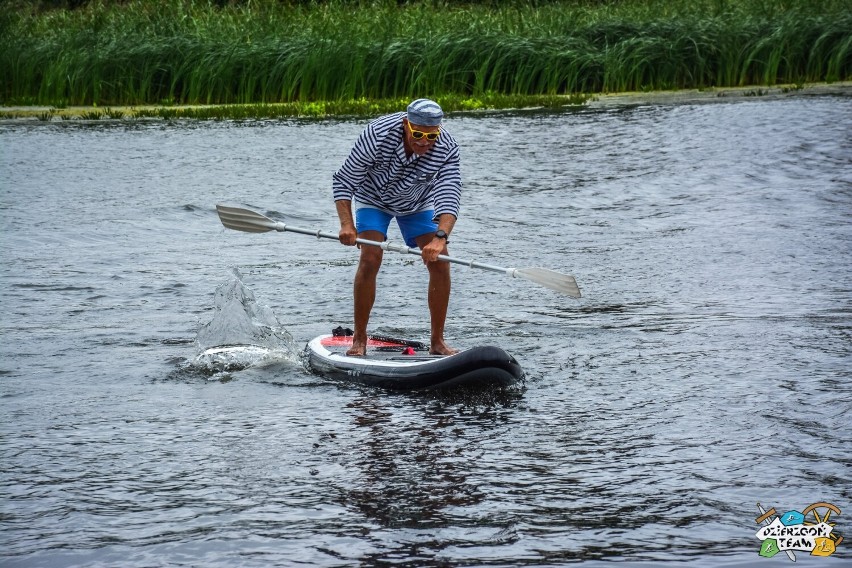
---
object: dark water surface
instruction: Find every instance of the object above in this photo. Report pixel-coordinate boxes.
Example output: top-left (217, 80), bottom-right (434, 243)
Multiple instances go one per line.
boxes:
top-left (2, 97), bottom-right (850, 567)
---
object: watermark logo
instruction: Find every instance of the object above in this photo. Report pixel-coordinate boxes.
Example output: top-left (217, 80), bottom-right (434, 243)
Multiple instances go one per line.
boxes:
top-left (755, 502), bottom-right (843, 561)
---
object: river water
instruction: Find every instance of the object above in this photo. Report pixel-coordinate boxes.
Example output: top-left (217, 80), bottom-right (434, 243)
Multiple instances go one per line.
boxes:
top-left (1, 96), bottom-right (850, 567)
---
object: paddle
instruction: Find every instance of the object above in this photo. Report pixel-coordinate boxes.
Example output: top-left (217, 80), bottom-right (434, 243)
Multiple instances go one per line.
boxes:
top-left (216, 204), bottom-right (581, 298)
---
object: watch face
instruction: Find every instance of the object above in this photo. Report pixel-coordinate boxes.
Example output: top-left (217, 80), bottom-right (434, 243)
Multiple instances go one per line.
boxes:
top-left (436, 230), bottom-right (447, 239)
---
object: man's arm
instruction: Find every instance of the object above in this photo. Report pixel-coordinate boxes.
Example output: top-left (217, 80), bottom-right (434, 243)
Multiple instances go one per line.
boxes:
top-left (335, 200), bottom-right (357, 246)
top-left (435, 213), bottom-right (456, 237)
top-left (421, 213), bottom-right (457, 263)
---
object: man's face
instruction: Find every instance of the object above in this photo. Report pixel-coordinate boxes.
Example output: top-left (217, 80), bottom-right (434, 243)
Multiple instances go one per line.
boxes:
top-left (404, 118), bottom-right (440, 155)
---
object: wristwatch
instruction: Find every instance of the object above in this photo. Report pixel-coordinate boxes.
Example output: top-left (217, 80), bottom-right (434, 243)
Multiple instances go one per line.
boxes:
top-left (435, 230), bottom-right (449, 242)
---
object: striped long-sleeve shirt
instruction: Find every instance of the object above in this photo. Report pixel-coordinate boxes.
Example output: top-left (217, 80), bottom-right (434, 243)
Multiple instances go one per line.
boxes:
top-left (333, 112), bottom-right (461, 219)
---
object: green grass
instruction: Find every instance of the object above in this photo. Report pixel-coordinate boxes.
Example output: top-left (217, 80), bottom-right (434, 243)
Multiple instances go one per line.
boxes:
top-left (137, 92), bottom-right (587, 119)
top-left (1, 0), bottom-right (850, 111)
top-left (0, 92), bottom-right (588, 121)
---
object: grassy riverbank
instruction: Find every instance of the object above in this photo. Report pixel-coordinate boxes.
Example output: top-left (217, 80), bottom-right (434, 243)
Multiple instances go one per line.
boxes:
top-left (0, 92), bottom-right (587, 121)
top-left (5, 82), bottom-right (849, 123)
top-left (2, 0), bottom-right (850, 110)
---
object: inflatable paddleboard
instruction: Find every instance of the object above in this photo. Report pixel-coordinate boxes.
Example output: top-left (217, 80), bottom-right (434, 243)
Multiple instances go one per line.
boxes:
top-left (304, 329), bottom-right (523, 391)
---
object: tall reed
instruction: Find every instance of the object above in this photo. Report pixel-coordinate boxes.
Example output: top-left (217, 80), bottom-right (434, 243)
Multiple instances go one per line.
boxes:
top-left (1, 0), bottom-right (849, 106)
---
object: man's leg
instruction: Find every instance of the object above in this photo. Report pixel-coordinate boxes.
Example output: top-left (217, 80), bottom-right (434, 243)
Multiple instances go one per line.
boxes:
top-left (414, 233), bottom-right (458, 355)
top-left (348, 230), bottom-right (384, 356)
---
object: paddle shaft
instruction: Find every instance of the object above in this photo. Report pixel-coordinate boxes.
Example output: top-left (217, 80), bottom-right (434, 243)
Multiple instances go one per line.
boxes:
top-left (266, 222), bottom-right (518, 277)
top-left (215, 204), bottom-right (581, 297)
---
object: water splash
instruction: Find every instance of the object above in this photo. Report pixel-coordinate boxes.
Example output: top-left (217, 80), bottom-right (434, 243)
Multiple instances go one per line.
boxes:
top-left (191, 269), bottom-right (300, 374)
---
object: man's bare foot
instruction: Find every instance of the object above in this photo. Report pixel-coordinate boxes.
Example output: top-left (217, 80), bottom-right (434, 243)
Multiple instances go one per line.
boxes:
top-left (346, 338), bottom-right (367, 356)
top-left (430, 341), bottom-right (459, 356)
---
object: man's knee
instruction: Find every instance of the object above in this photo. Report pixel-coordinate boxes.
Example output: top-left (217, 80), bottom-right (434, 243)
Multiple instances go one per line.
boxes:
top-left (357, 247), bottom-right (383, 275)
top-left (426, 259), bottom-right (451, 277)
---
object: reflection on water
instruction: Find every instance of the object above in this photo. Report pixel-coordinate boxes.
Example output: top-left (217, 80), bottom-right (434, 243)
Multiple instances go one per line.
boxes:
top-left (344, 396), bottom-right (484, 528)
top-left (1, 96), bottom-right (850, 566)
top-left (331, 393), bottom-right (526, 563)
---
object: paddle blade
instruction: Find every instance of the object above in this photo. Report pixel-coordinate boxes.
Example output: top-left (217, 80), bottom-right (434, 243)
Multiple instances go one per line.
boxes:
top-left (514, 268), bottom-right (582, 298)
top-left (216, 204), bottom-right (279, 233)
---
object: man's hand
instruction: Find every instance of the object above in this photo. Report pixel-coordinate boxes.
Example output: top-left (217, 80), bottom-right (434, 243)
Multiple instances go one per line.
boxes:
top-left (421, 214), bottom-right (455, 262)
top-left (339, 223), bottom-right (357, 246)
top-left (335, 200), bottom-right (357, 246)
top-left (421, 237), bottom-right (446, 263)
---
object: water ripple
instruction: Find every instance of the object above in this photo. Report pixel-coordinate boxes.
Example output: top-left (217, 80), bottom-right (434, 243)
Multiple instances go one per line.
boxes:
top-left (2, 96), bottom-right (851, 566)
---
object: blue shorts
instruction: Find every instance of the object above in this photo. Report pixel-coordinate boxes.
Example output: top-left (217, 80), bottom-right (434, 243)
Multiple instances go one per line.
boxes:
top-left (355, 207), bottom-right (437, 248)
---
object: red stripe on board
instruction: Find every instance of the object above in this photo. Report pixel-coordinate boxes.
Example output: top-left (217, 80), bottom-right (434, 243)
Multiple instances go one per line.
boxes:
top-left (320, 336), bottom-right (407, 348)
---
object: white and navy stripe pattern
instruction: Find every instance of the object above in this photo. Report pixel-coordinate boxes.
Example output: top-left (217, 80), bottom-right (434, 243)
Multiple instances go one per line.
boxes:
top-left (407, 98), bottom-right (443, 126)
top-left (333, 112), bottom-right (461, 219)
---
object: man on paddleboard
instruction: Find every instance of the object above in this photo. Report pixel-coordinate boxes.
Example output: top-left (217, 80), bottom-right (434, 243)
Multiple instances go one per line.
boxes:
top-left (333, 99), bottom-right (461, 357)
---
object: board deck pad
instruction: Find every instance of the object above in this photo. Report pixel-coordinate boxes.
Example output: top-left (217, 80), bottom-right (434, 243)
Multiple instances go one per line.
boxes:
top-left (320, 334), bottom-right (443, 360)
